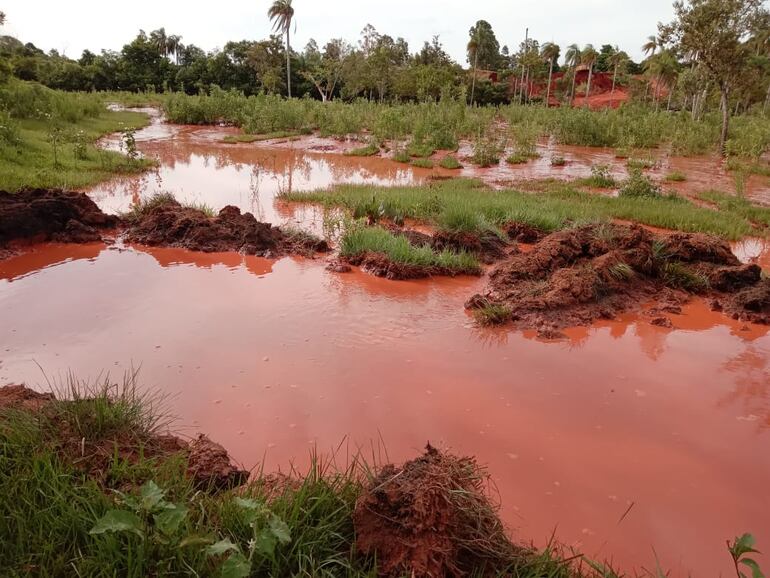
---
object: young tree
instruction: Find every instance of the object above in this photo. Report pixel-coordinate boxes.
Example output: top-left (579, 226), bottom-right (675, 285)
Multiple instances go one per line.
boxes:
top-left (541, 42), bottom-right (560, 106)
top-left (268, 0), bottom-right (295, 98)
top-left (661, 0), bottom-right (765, 154)
top-left (466, 20), bottom-right (502, 70)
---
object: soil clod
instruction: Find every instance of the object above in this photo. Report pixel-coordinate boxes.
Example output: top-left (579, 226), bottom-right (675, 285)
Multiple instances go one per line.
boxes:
top-left (353, 444), bottom-right (519, 578)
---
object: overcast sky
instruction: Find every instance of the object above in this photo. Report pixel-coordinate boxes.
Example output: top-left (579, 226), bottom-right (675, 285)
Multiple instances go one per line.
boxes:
top-left (2, 1), bottom-right (677, 64)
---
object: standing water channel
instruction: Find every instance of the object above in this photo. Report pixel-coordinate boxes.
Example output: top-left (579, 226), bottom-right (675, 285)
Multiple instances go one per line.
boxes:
top-left (1, 111), bottom-right (769, 576)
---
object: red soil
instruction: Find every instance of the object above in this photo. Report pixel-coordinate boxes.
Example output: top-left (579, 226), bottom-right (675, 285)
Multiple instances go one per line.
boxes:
top-left (466, 223), bottom-right (764, 332)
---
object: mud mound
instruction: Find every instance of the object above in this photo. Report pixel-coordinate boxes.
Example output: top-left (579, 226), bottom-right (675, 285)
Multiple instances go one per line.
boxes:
top-left (468, 223), bottom-right (770, 330)
top-left (353, 444), bottom-right (518, 577)
top-left (726, 279), bottom-right (770, 324)
top-left (0, 189), bottom-right (118, 252)
top-left (663, 232), bottom-right (739, 264)
top-left (505, 222), bottom-right (546, 243)
top-left (432, 231), bottom-right (509, 264)
top-left (188, 434), bottom-right (250, 491)
top-left (0, 384), bottom-right (55, 411)
top-left (124, 199), bottom-right (327, 257)
top-left (346, 252), bottom-right (480, 280)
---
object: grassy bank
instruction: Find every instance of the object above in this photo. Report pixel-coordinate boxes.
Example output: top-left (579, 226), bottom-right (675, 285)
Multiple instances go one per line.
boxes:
top-left (284, 178), bottom-right (770, 241)
top-left (0, 81), bottom-right (153, 191)
top-left (0, 380), bottom-right (596, 577)
top-left (148, 89), bottom-right (770, 160)
top-left (340, 224), bottom-right (481, 275)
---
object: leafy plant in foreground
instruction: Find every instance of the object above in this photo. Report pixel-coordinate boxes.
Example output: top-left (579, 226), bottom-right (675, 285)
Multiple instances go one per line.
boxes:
top-left (727, 533), bottom-right (765, 578)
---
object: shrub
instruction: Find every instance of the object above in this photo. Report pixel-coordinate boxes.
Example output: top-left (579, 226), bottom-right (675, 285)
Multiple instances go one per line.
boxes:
top-left (439, 156), bottom-right (462, 170)
top-left (619, 168), bottom-right (661, 198)
top-left (411, 158), bottom-right (434, 169)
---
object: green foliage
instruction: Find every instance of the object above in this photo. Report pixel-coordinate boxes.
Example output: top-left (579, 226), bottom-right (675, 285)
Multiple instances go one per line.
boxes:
top-left (473, 302), bottom-right (512, 326)
top-left (340, 224), bottom-right (480, 273)
top-left (580, 164), bottom-right (616, 188)
top-left (410, 158), bottom-right (434, 168)
top-left (439, 155), bottom-right (462, 169)
top-left (284, 177), bottom-right (757, 240)
top-left (392, 149), bottom-right (411, 163)
top-left (619, 168), bottom-right (662, 198)
top-left (345, 143), bottom-right (380, 157)
top-left (664, 171), bottom-right (687, 182)
top-left (626, 157), bottom-right (656, 170)
top-left (662, 261), bottom-right (710, 292)
top-left (607, 262), bottom-right (635, 281)
top-left (550, 156), bottom-right (566, 167)
top-left (728, 533), bottom-right (765, 578)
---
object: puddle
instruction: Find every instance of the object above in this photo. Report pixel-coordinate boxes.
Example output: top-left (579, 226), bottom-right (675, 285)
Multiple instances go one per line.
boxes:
top-left (1, 114), bottom-right (769, 576)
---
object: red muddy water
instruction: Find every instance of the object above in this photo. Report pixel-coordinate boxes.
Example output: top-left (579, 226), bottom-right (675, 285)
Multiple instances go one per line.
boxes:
top-left (1, 113), bottom-right (769, 576)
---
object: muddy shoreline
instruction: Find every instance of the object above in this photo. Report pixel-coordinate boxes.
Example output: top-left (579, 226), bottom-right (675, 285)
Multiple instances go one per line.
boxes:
top-left (0, 189), bottom-right (329, 260)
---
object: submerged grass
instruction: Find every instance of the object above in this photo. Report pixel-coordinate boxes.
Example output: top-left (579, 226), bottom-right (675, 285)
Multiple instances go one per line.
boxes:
top-left (285, 178), bottom-right (760, 240)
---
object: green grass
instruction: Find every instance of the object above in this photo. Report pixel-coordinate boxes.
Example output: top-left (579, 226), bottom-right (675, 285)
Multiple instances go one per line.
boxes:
top-left (664, 171), bottom-right (687, 182)
top-left (284, 177), bottom-right (761, 240)
top-left (0, 110), bottom-right (153, 191)
top-left (626, 157), bottom-right (656, 170)
top-left (345, 143), bottom-right (380, 157)
top-left (410, 158), bottom-right (434, 169)
top-left (439, 155), bottom-right (462, 170)
top-left (473, 303), bottom-right (512, 326)
top-left (699, 190), bottom-right (770, 228)
top-left (506, 154), bottom-right (532, 165)
top-left (392, 149), bottom-right (411, 163)
top-left (578, 164), bottom-right (617, 188)
top-left (221, 130), bottom-right (305, 144)
top-left (550, 156), bottom-right (566, 167)
top-left (340, 225), bottom-right (481, 273)
top-left (406, 140), bottom-right (435, 158)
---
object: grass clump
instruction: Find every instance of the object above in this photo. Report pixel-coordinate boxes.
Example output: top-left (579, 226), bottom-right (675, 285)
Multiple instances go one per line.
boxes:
top-left (579, 164), bottom-right (616, 188)
top-left (345, 142), bottom-right (380, 157)
top-left (340, 225), bottom-right (480, 274)
top-left (506, 154), bottom-right (532, 165)
top-left (661, 261), bottom-right (710, 292)
top-left (619, 168), bottom-right (662, 198)
top-left (406, 140), bottom-right (435, 158)
top-left (410, 158), bottom-right (434, 169)
top-left (664, 171), bottom-right (687, 182)
top-left (439, 155), bottom-right (462, 170)
top-left (392, 149), bottom-right (411, 163)
top-left (473, 302), bottom-right (512, 326)
top-left (626, 157), bottom-right (656, 170)
top-left (550, 156), bottom-right (566, 167)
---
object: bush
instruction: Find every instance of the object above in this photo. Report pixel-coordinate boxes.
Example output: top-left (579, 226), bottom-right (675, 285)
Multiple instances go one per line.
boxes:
top-left (619, 168), bottom-right (661, 198)
top-left (439, 155), bottom-right (462, 170)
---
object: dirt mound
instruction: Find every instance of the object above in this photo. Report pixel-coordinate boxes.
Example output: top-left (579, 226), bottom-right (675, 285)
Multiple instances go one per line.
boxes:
top-left (505, 222), bottom-right (546, 243)
top-left (432, 231), bottom-right (509, 264)
top-left (353, 444), bottom-right (519, 577)
top-left (467, 223), bottom-right (769, 330)
top-left (0, 385), bottom-right (248, 493)
top-left (0, 384), bottom-right (55, 411)
top-left (726, 279), bottom-right (770, 324)
top-left (0, 189), bottom-right (118, 252)
top-left (124, 200), bottom-right (327, 257)
top-left (188, 434), bottom-right (250, 491)
top-left (663, 232), bottom-right (739, 264)
top-left (346, 252), bottom-right (480, 280)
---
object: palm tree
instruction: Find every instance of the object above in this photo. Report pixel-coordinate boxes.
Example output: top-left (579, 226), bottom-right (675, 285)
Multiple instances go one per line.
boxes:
top-left (468, 37), bottom-right (479, 107)
top-left (642, 35), bottom-right (659, 58)
top-left (541, 42), bottom-right (559, 107)
top-left (268, 0), bottom-right (295, 98)
top-left (564, 43), bottom-right (580, 105)
top-left (167, 35), bottom-right (182, 65)
top-left (608, 48), bottom-right (628, 94)
top-left (581, 44), bottom-right (598, 104)
top-left (152, 28), bottom-right (168, 57)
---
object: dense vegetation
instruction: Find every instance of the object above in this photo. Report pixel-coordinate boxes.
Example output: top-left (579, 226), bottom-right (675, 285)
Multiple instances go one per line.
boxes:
top-left (0, 80), bottom-right (151, 190)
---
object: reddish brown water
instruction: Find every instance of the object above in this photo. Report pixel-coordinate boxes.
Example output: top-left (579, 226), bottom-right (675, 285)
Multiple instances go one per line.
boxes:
top-left (2, 116), bottom-right (770, 576)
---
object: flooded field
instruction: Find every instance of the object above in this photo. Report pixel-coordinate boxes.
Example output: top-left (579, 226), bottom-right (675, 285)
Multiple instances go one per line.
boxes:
top-left (1, 114), bottom-right (769, 575)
